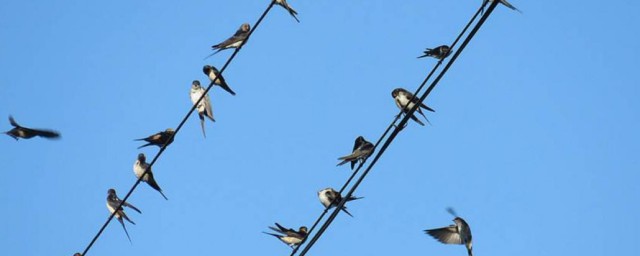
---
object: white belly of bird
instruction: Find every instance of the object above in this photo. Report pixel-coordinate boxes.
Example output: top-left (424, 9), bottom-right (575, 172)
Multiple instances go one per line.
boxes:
top-left (281, 236), bottom-right (302, 245)
top-left (318, 191), bottom-right (332, 208)
top-left (228, 40), bottom-right (243, 48)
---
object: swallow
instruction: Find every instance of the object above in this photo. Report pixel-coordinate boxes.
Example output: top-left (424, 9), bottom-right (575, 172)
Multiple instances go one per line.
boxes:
top-left (337, 136), bottom-right (374, 170)
top-left (73, 253), bottom-right (82, 256)
top-left (4, 115), bottom-right (60, 140)
top-left (134, 128), bottom-right (175, 149)
top-left (263, 223), bottom-right (308, 248)
top-left (203, 65), bottom-right (236, 96)
top-left (275, 0), bottom-right (300, 22)
top-left (190, 80), bottom-right (215, 138)
top-left (482, 0), bottom-right (522, 14)
top-left (205, 23), bottom-right (251, 59)
top-left (424, 208), bottom-right (473, 256)
top-left (317, 188), bottom-right (362, 217)
top-left (391, 88), bottom-right (435, 126)
top-left (133, 153), bottom-right (168, 200)
top-left (418, 45), bottom-right (451, 60)
top-left (106, 188), bottom-right (141, 243)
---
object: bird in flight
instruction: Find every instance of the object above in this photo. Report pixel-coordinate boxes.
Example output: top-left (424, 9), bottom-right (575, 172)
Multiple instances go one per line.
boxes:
top-left (4, 115), bottom-right (60, 140)
top-left (424, 208), bottom-right (473, 256)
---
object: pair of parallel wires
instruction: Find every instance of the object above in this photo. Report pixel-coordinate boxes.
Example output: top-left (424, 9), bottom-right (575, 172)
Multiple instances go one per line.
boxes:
top-left (80, 0), bottom-right (502, 255)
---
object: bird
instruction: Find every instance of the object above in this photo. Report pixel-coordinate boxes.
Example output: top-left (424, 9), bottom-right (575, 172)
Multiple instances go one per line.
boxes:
top-left (205, 23), bottom-right (251, 59)
top-left (424, 208), bottom-right (473, 256)
top-left (482, 0), bottom-right (521, 14)
top-left (391, 88), bottom-right (435, 126)
top-left (190, 80), bottom-right (215, 138)
top-left (337, 136), bottom-right (375, 170)
top-left (133, 153), bottom-right (168, 200)
top-left (263, 223), bottom-right (307, 248)
top-left (4, 115), bottom-right (60, 140)
top-left (317, 188), bottom-right (362, 217)
top-left (134, 128), bottom-right (175, 149)
top-left (275, 0), bottom-right (300, 22)
top-left (106, 188), bottom-right (141, 243)
top-left (203, 65), bottom-right (236, 96)
top-left (73, 253), bottom-right (82, 256)
top-left (418, 45), bottom-right (451, 60)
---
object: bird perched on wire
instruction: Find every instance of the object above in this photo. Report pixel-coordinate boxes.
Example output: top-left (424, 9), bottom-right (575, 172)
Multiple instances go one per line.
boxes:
top-left (203, 65), bottom-right (236, 96)
top-left (4, 115), bottom-right (60, 140)
top-left (73, 253), bottom-right (82, 256)
top-left (317, 188), bottom-right (362, 217)
top-left (482, 0), bottom-right (521, 14)
top-left (275, 0), bottom-right (300, 22)
top-left (133, 153), bottom-right (168, 200)
top-left (134, 128), bottom-right (175, 149)
top-left (189, 80), bottom-right (215, 138)
top-left (106, 188), bottom-right (141, 243)
top-left (337, 136), bottom-right (374, 170)
top-left (205, 23), bottom-right (251, 59)
top-left (263, 223), bottom-right (308, 248)
top-left (424, 208), bottom-right (473, 256)
top-left (391, 88), bottom-right (435, 126)
top-left (418, 45), bottom-right (451, 60)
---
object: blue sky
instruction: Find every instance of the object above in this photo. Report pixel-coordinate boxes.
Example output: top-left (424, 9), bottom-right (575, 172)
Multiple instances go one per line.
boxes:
top-left (1, 0), bottom-right (639, 255)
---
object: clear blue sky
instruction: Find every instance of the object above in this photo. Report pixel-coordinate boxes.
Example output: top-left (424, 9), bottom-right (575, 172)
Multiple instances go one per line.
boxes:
top-left (1, 0), bottom-right (638, 255)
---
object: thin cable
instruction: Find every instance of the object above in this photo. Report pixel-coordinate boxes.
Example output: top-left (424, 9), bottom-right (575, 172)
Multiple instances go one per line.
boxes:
top-left (80, 1), bottom-right (277, 255)
top-left (296, 1), bottom-right (501, 255)
top-left (288, 4), bottom-right (487, 256)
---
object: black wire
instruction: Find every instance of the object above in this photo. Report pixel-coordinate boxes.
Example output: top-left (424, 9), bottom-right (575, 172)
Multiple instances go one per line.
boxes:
top-left (80, 1), bottom-right (277, 255)
top-left (288, 4), bottom-right (488, 256)
top-left (296, 1), bottom-right (501, 255)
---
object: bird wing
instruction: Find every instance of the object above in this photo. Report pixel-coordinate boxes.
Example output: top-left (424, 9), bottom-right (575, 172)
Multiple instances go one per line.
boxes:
top-left (425, 225), bottom-right (463, 244)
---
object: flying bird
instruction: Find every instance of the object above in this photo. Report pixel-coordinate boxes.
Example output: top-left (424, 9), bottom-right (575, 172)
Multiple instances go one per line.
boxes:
top-left (205, 23), bottom-right (250, 59)
top-left (418, 45), bottom-right (451, 60)
top-left (190, 80), bottom-right (215, 138)
top-left (424, 208), bottom-right (473, 256)
top-left (133, 153), bottom-right (168, 200)
top-left (482, 0), bottom-right (521, 14)
top-left (317, 188), bottom-right (362, 217)
top-left (106, 188), bottom-right (141, 243)
top-left (263, 223), bottom-right (307, 248)
top-left (391, 88), bottom-right (435, 126)
top-left (4, 115), bottom-right (60, 140)
top-left (275, 0), bottom-right (300, 22)
top-left (337, 136), bottom-right (374, 170)
top-left (135, 128), bottom-right (175, 149)
top-left (203, 65), bottom-right (236, 96)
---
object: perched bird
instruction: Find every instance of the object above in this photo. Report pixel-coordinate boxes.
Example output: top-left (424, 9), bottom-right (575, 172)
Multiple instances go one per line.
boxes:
top-left (337, 136), bottom-right (375, 170)
top-left (263, 223), bottom-right (308, 248)
top-left (4, 115), bottom-right (60, 140)
top-left (73, 253), bottom-right (82, 256)
top-left (275, 0), bottom-right (300, 22)
top-left (134, 128), bottom-right (175, 149)
top-left (190, 80), bottom-right (215, 138)
top-left (418, 45), bottom-right (451, 60)
top-left (106, 188), bottom-right (141, 243)
top-left (205, 23), bottom-right (251, 59)
top-left (317, 188), bottom-right (362, 217)
top-left (482, 0), bottom-right (521, 14)
top-left (391, 88), bottom-right (435, 126)
top-left (424, 208), bottom-right (473, 256)
top-left (203, 65), bottom-right (236, 96)
top-left (133, 153), bottom-right (168, 200)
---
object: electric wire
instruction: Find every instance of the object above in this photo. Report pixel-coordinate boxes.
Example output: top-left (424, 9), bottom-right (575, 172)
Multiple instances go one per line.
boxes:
top-left (295, 1), bottom-right (501, 255)
top-left (289, 4), bottom-right (488, 256)
top-left (80, 1), bottom-right (277, 255)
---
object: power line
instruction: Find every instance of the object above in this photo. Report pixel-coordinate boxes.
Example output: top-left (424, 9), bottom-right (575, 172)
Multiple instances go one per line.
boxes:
top-left (295, 1), bottom-right (502, 255)
top-left (288, 4), bottom-right (488, 255)
top-left (80, 1), bottom-right (277, 255)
